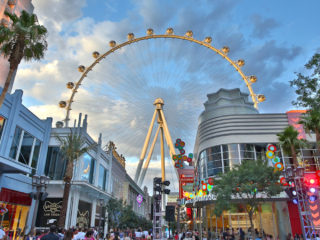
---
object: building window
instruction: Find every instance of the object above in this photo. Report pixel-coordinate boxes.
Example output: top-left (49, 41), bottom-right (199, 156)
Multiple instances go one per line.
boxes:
top-left (9, 127), bottom-right (23, 160)
top-left (18, 132), bottom-right (33, 165)
top-left (105, 169), bottom-right (109, 191)
top-left (81, 153), bottom-right (95, 184)
top-left (45, 146), bottom-right (66, 180)
top-left (98, 164), bottom-right (107, 190)
top-left (31, 139), bottom-right (41, 175)
top-left (9, 127), bottom-right (41, 172)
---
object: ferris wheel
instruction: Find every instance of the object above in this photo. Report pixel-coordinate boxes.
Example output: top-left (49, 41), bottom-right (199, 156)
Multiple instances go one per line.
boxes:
top-left (58, 27), bottom-right (266, 186)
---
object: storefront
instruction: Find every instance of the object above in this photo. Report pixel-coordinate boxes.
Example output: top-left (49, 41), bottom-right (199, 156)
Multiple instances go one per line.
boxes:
top-left (36, 198), bottom-right (62, 228)
top-left (0, 188), bottom-right (32, 238)
top-left (186, 194), bottom-right (292, 239)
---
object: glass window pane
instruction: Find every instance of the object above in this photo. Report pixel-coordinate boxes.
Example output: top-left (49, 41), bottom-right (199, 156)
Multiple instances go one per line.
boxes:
top-left (103, 169), bottom-right (107, 190)
top-left (45, 147), bottom-right (66, 180)
top-left (18, 132), bottom-right (34, 165)
top-left (81, 153), bottom-right (92, 182)
top-left (9, 127), bottom-right (22, 159)
top-left (105, 169), bottom-right (109, 191)
top-left (31, 139), bottom-right (41, 175)
top-left (98, 164), bottom-right (105, 189)
top-left (89, 159), bottom-right (95, 184)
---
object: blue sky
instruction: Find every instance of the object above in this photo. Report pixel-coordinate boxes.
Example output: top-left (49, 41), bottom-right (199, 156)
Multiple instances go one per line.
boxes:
top-left (14, 0), bottom-right (320, 190)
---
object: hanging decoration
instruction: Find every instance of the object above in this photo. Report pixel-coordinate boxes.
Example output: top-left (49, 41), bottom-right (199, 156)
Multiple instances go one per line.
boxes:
top-left (136, 194), bottom-right (143, 207)
top-left (172, 138), bottom-right (193, 169)
top-left (0, 203), bottom-right (8, 216)
top-left (266, 144), bottom-right (286, 185)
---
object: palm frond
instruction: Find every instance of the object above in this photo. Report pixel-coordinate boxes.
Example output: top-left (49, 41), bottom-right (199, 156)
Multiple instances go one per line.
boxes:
top-left (55, 129), bottom-right (97, 163)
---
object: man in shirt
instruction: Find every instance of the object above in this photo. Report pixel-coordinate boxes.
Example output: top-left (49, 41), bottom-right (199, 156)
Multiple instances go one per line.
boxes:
top-left (41, 225), bottom-right (59, 240)
top-left (74, 228), bottom-right (86, 240)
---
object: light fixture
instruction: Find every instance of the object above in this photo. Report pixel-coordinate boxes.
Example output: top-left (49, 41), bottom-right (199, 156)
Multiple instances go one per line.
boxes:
top-left (295, 167), bottom-right (305, 178)
top-left (286, 168), bottom-right (294, 179)
top-left (32, 175), bottom-right (40, 185)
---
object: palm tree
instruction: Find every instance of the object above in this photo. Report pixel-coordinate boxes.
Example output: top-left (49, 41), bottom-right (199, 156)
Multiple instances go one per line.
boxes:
top-left (277, 125), bottom-right (305, 167)
top-left (298, 108), bottom-right (320, 154)
top-left (0, 10), bottom-right (47, 107)
top-left (56, 129), bottom-right (96, 228)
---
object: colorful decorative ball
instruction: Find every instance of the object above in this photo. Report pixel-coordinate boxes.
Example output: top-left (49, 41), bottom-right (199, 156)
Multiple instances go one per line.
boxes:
top-left (266, 151), bottom-right (275, 159)
top-left (280, 177), bottom-right (287, 185)
top-left (272, 156), bottom-right (280, 164)
top-left (183, 155), bottom-right (188, 161)
top-left (187, 158), bottom-right (192, 163)
top-left (202, 183), bottom-right (207, 191)
top-left (208, 178), bottom-right (214, 185)
top-left (188, 153), bottom-right (193, 158)
top-left (180, 141), bottom-right (185, 147)
top-left (180, 149), bottom-right (185, 155)
top-left (175, 143), bottom-right (179, 148)
top-left (173, 155), bottom-right (178, 160)
top-left (207, 184), bottom-right (213, 191)
top-left (178, 155), bottom-right (182, 160)
top-left (275, 162), bottom-right (284, 171)
top-left (268, 145), bottom-right (277, 152)
top-left (176, 138), bottom-right (181, 143)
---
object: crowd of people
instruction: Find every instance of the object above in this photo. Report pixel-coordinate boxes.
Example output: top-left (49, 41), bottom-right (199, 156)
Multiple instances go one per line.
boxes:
top-left (175, 228), bottom-right (320, 240)
top-left (0, 225), bottom-right (154, 240)
top-left (1, 225), bottom-right (320, 240)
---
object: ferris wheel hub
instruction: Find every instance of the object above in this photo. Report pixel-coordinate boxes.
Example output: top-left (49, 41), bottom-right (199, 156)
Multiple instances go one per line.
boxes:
top-left (154, 98), bottom-right (164, 109)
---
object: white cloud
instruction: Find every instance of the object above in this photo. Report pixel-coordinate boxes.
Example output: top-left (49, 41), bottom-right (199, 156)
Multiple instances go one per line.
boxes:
top-left (13, 0), bottom-right (305, 185)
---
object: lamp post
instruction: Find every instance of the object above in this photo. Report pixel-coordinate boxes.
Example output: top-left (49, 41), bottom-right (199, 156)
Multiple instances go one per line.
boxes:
top-left (98, 198), bottom-right (104, 233)
top-left (31, 175), bottom-right (50, 230)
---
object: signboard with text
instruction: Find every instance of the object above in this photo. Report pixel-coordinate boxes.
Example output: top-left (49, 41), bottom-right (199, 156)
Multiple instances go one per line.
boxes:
top-left (36, 198), bottom-right (62, 227)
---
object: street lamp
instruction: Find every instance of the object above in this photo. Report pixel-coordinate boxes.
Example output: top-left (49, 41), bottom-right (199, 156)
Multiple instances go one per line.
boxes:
top-left (31, 175), bottom-right (50, 230)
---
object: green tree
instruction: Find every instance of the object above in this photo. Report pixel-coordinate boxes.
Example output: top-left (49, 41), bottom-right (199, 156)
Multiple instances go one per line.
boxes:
top-left (106, 198), bottom-right (123, 229)
top-left (56, 130), bottom-right (96, 228)
top-left (290, 53), bottom-right (320, 108)
top-left (119, 204), bottom-right (138, 229)
top-left (277, 125), bottom-right (305, 166)
top-left (298, 108), bottom-right (320, 155)
top-left (213, 159), bottom-right (282, 240)
top-left (0, 10), bottom-right (47, 107)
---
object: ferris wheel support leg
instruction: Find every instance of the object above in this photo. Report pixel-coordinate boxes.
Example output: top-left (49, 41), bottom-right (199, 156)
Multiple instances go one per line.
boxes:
top-left (160, 125), bottom-right (165, 182)
top-left (159, 109), bottom-right (176, 157)
top-left (138, 125), bottom-right (161, 186)
top-left (134, 109), bottom-right (157, 182)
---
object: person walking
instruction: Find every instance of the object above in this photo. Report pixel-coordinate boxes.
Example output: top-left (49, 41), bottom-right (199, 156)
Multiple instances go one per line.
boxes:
top-left (40, 226), bottom-right (59, 240)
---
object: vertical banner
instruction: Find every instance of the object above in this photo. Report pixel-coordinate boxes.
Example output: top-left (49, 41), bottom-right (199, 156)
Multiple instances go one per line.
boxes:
top-left (286, 110), bottom-right (307, 139)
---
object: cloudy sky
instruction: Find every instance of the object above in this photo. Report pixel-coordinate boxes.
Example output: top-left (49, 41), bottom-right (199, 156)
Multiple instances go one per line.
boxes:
top-left (12, 0), bottom-right (320, 191)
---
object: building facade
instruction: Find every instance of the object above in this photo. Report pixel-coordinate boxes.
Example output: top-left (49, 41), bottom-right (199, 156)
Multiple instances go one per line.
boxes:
top-left (191, 88), bottom-right (317, 239)
top-left (40, 114), bottom-right (113, 233)
top-left (0, 0), bottom-right (34, 91)
top-left (0, 89), bottom-right (52, 236)
top-left (107, 141), bottom-right (150, 219)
